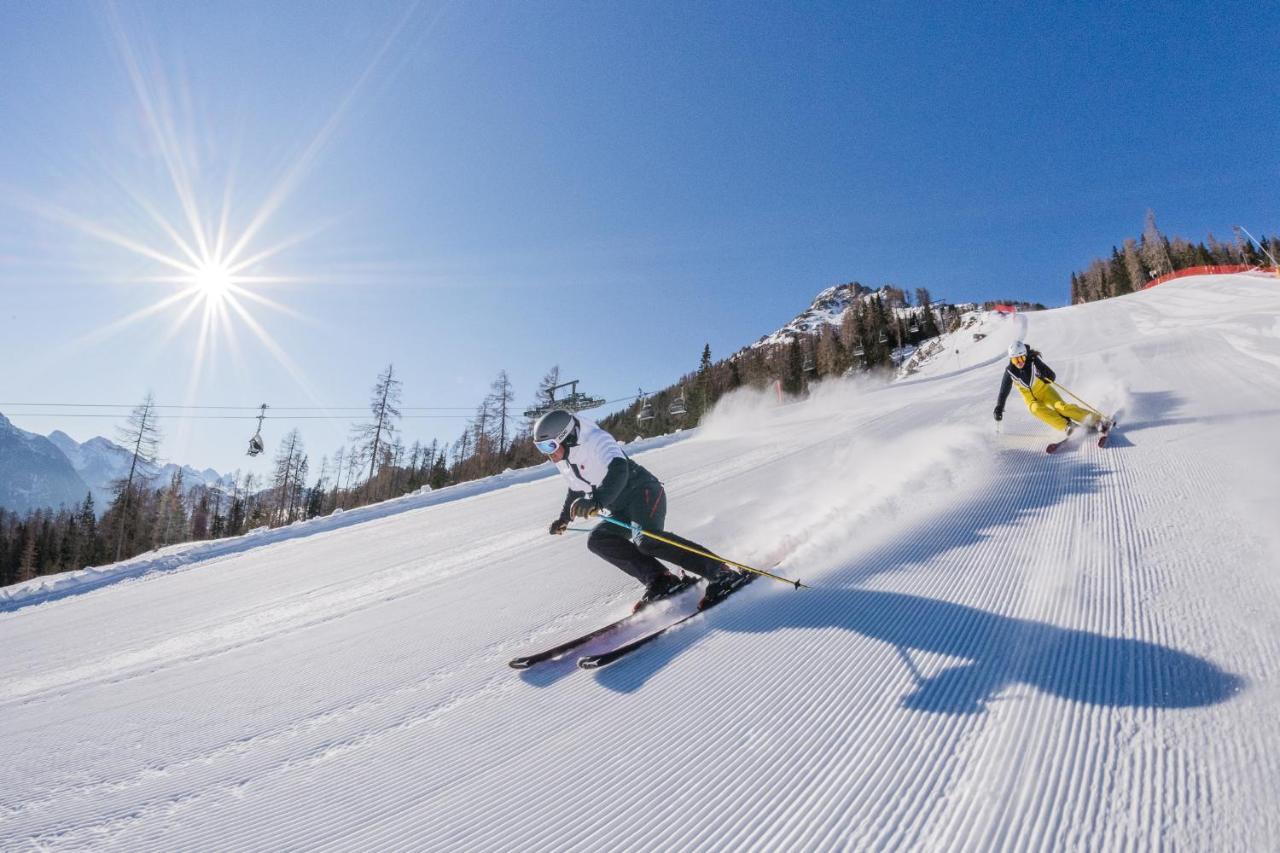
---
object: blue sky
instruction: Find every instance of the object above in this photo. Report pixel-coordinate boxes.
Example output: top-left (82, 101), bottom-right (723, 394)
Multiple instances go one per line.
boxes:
top-left (1, 1), bottom-right (1275, 475)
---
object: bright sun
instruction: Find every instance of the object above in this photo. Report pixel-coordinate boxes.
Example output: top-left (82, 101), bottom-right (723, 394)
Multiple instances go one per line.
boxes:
top-left (193, 262), bottom-right (233, 301)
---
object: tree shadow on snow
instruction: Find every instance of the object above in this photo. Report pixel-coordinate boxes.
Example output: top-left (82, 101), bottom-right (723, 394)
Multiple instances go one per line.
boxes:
top-left (586, 448), bottom-right (1245, 713)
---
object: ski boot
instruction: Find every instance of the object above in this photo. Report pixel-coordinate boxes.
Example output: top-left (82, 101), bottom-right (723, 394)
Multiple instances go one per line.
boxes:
top-left (699, 569), bottom-right (744, 610)
top-left (634, 572), bottom-right (693, 612)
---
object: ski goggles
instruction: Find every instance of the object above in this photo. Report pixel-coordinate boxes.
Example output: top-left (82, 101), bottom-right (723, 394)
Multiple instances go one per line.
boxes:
top-left (1010, 355), bottom-right (1026, 365)
top-left (535, 437), bottom-right (561, 455)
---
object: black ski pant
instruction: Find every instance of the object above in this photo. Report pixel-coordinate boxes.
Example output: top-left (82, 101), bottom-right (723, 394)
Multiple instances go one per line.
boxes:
top-left (587, 482), bottom-right (725, 586)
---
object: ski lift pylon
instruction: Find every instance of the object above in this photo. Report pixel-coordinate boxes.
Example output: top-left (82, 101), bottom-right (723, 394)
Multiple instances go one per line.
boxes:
top-left (523, 379), bottom-right (607, 419)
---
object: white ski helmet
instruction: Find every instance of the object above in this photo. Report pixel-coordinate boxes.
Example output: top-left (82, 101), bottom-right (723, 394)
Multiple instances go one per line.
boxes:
top-left (1008, 341), bottom-right (1028, 360)
top-left (533, 409), bottom-right (578, 455)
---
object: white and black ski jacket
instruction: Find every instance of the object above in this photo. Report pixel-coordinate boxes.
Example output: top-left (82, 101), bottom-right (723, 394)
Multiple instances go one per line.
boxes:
top-left (554, 417), bottom-right (655, 520)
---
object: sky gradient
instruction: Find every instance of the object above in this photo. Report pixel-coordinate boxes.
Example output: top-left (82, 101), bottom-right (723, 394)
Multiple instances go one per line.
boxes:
top-left (1, 0), bottom-right (1275, 475)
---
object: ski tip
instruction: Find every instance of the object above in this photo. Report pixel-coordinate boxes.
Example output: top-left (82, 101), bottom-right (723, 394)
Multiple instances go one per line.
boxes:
top-left (577, 657), bottom-right (601, 670)
top-left (508, 659), bottom-right (532, 670)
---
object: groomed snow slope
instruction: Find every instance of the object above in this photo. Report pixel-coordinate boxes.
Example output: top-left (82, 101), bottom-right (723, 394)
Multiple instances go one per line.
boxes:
top-left (3, 273), bottom-right (1279, 850)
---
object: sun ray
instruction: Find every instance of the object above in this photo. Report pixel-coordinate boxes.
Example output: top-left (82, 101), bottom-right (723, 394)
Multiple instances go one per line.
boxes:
top-left (222, 293), bottom-right (321, 402)
top-left (171, 296), bottom-right (218, 454)
top-left (66, 286), bottom-right (200, 354)
top-left (225, 284), bottom-right (311, 322)
top-left (101, 164), bottom-right (205, 268)
top-left (154, 288), bottom-right (211, 351)
top-left (213, 167), bottom-right (236, 264)
top-left (225, 220), bottom-right (336, 276)
top-left (217, 297), bottom-right (253, 393)
top-left (20, 194), bottom-right (198, 276)
top-left (106, 5), bottom-right (214, 263)
top-left (222, 4), bottom-right (420, 270)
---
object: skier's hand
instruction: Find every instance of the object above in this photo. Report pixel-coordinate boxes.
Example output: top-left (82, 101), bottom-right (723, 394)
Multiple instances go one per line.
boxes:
top-left (570, 497), bottom-right (600, 519)
top-left (549, 518), bottom-right (569, 535)
top-left (993, 407), bottom-right (1003, 422)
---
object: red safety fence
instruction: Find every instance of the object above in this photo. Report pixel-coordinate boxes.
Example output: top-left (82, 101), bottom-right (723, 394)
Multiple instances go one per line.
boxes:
top-left (1142, 265), bottom-right (1279, 290)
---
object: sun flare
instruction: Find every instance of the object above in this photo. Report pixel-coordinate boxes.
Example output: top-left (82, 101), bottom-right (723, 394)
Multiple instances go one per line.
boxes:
top-left (193, 262), bottom-right (234, 301)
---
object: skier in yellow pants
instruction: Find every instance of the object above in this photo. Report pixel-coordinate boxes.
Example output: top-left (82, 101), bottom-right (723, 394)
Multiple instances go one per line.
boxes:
top-left (993, 341), bottom-right (1097, 434)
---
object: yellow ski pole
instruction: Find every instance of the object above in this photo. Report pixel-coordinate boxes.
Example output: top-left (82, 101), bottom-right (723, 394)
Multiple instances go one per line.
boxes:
top-left (1049, 381), bottom-right (1105, 418)
top-left (598, 515), bottom-right (808, 589)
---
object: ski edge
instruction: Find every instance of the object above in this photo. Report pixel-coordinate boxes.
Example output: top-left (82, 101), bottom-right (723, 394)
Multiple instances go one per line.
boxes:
top-left (577, 574), bottom-right (756, 669)
top-left (508, 578), bottom-right (699, 669)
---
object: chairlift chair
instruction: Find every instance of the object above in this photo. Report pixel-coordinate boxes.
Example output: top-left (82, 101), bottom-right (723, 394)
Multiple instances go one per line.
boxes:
top-left (246, 404), bottom-right (268, 457)
top-left (669, 393), bottom-right (687, 417)
top-left (636, 389), bottom-right (655, 423)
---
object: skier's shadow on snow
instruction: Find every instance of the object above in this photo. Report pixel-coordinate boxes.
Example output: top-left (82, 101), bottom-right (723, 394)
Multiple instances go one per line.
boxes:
top-left (1119, 389), bottom-right (1280, 440)
top-left (585, 448), bottom-right (1244, 713)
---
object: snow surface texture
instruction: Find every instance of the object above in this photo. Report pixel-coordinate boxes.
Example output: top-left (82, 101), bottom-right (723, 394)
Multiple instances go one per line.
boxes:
top-left (2, 273), bottom-right (1278, 850)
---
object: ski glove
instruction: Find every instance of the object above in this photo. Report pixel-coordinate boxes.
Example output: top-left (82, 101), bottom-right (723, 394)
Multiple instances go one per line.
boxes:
top-left (549, 518), bottom-right (569, 535)
top-left (569, 497), bottom-right (601, 519)
top-left (993, 407), bottom-right (1003, 422)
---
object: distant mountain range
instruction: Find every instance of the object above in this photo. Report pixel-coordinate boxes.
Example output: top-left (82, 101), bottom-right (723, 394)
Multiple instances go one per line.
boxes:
top-left (0, 415), bottom-right (91, 516)
top-left (0, 413), bottom-right (233, 516)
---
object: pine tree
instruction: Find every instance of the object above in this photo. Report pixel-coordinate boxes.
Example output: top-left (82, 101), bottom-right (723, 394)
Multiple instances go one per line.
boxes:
top-left (913, 288), bottom-right (939, 337)
top-left (353, 364), bottom-right (402, 489)
top-left (342, 449), bottom-right (363, 509)
top-left (1140, 209), bottom-right (1173, 279)
top-left (689, 344), bottom-right (714, 422)
top-left (191, 491), bottom-right (211, 540)
top-left (489, 371), bottom-right (515, 458)
top-left (816, 324), bottom-right (844, 376)
top-left (430, 447), bottom-right (450, 489)
top-left (155, 470), bottom-right (188, 547)
top-left (17, 528), bottom-right (38, 583)
top-left (531, 364), bottom-right (561, 417)
top-left (782, 339), bottom-right (805, 394)
top-left (1122, 239), bottom-right (1146, 294)
top-left (272, 430), bottom-right (305, 525)
top-left (110, 394), bottom-right (162, 561)
top-left (1109, 246), bottom-right (1133, 296)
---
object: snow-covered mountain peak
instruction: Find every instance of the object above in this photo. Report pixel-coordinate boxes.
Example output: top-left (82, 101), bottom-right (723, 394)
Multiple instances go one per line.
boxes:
top-left (753, 281), bottom-right (875, 347)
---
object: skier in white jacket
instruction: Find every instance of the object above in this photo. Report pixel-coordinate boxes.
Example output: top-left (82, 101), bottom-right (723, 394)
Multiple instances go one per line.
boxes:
top-left (533, 410), bottom-right (740, 609)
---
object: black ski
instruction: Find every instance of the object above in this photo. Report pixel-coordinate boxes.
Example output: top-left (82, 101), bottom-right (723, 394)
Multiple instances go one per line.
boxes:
top-left (578, 574), bottom-right (757, 669)
top-left (508, 577), bottom-right (698, 669)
